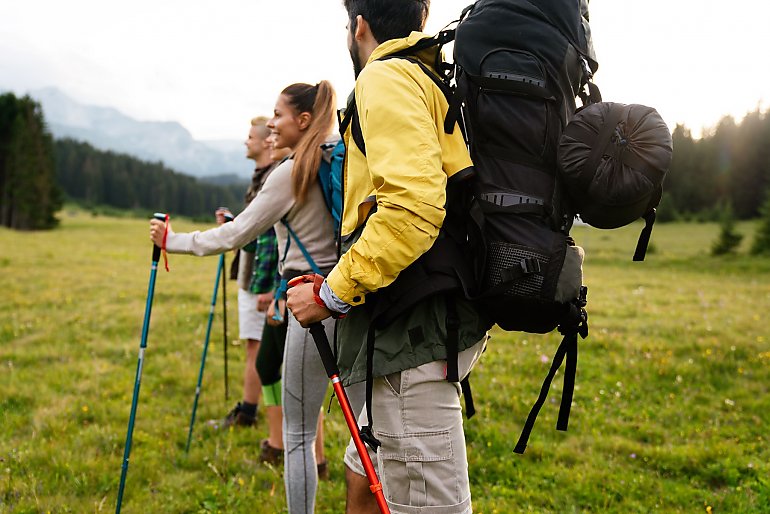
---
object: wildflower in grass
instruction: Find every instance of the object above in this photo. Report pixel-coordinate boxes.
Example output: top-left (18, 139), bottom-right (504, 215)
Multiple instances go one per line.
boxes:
top-left (82, 405), bottom-right (88, 413)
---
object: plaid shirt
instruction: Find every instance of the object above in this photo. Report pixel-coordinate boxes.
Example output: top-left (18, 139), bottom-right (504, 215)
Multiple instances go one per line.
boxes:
top-left (248, 227), bottom-right (279, 294)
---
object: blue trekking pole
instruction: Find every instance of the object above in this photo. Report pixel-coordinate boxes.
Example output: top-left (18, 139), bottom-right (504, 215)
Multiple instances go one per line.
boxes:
top-left (221, 210), bottom-right (233, 401)
top-left (185, 212), bottom-right (233, 452)
top-left (116, 212), bottom-right (167, 514)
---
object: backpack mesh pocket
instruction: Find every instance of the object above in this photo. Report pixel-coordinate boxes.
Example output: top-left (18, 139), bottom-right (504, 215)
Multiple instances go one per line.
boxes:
top-left (484, 242), bottom-right (549, 299)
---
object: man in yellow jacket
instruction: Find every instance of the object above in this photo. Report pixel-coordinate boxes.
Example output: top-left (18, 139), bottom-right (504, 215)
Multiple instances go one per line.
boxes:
top-left (288, 1), bottom-right (490, 512)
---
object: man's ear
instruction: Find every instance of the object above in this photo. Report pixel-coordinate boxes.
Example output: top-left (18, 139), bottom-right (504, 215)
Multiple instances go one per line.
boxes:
top-left (354, 14), bottom-right (369, 42)
top-left (297, 112), bottom-right (312, 131)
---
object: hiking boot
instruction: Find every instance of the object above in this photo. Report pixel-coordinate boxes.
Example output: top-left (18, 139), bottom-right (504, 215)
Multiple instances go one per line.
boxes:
top-left (259, 439), bottom-right (283, 465)
top-left (316, 460), bottom-right (329, 481)
top-left (208, 402), bottom-right (256, 429)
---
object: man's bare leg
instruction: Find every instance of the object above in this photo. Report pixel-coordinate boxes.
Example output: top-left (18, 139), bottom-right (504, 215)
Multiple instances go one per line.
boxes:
top-left (345, 465), bottom-right (380, 514)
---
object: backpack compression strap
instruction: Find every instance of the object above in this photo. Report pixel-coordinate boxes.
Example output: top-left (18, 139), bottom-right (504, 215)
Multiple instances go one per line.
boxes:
top-left (514, 290), bottom-right (588, 454)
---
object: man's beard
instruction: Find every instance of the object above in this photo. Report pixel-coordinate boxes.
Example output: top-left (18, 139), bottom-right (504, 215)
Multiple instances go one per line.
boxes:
top-left (349, 38), bottom-right (363, 79)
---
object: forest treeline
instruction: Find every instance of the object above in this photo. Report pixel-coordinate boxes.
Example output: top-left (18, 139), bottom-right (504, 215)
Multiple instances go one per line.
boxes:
top-left (0, 93), bottom-right (247, 229)
top-left (55, 138), bottom-right (246, 219)
top-left (2, 93), bottom-right (769, 231)
top-left (663, 108), bottom-right (770, 221)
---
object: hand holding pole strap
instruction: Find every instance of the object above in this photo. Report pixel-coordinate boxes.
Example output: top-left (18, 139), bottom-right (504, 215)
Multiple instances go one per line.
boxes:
top-left (288, 273), bottom-right (346, 318)
top-left (152, 212), bottom-right (170, 271)
top-left (221, 207), bottom-right (234, 223)
top-left (152, 213), bottom-right (166, 263)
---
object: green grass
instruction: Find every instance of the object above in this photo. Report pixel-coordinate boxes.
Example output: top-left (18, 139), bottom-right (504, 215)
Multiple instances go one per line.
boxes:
top-left (1, 210), bottom-right (769, 513)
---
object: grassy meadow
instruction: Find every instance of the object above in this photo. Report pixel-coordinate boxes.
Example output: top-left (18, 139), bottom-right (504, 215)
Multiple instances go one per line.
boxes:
top-left (1, 208), bottom-right (769, 513)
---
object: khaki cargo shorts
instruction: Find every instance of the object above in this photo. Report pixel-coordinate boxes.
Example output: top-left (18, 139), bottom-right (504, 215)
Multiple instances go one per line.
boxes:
top-left (344, 337), bottom-right (487, 514)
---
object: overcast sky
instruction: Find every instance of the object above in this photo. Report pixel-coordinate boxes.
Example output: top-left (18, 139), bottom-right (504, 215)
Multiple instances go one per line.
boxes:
top-left (2, 0), bottom-right (768, 141)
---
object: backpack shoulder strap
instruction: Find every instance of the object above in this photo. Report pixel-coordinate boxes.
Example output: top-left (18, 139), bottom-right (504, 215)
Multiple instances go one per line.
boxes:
top-left (339, 97), bottom-right (367, 156)
top-left (280, 218), bottom-right (323, 276)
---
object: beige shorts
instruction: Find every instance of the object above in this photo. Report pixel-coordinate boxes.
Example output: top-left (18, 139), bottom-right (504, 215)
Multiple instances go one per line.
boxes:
top-left (344, 337), bottom-right (487, 514)
top-left (237, 288), bottom-right (266, 341)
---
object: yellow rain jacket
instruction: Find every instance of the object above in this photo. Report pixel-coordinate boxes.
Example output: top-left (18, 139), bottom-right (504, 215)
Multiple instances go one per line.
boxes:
top-left (327, 32), bottom-right (489, 385)
top-left (325, 32), bottom-right (473, 306)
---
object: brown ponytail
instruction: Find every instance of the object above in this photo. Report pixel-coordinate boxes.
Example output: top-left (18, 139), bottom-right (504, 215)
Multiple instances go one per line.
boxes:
top-left (281, 81), bottom-right (337, 203)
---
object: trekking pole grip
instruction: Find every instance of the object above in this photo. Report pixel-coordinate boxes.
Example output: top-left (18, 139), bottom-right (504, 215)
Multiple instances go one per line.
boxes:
top-left (152, 212), bottom-right (167, 263)
top-left (308, 322), bottom-right (340, 379)
top-left (218, 206), bottom-right (234, 224)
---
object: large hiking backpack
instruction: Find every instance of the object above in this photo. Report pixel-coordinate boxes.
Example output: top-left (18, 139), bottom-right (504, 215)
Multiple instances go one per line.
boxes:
top-left (448, 0), bottom-right (597, 334)
top-left (445, 0), bottom-right (672, 452)
top-left (446, 0), bottom-right (597, 452)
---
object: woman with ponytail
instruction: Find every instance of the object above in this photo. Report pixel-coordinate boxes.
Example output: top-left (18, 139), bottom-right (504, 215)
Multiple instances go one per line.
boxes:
top-left (150, 81), bottom-right (365, 513)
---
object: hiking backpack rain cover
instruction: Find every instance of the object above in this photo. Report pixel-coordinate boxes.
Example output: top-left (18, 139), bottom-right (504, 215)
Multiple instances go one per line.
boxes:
top-left (451, 0), bottom-right (596, 452)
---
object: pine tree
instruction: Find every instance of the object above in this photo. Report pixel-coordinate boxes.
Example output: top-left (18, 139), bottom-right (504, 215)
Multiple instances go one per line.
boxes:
top-left (750, 195), bottom-right (770, 255)
top-left (0, 94), bottom-right (61, 229)
top-left (711, 202), bottom-right (743, 255)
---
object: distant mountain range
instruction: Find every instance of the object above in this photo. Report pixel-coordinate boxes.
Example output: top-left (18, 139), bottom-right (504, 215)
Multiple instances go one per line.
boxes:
top-left (28, 87), bottom-right (250, 181)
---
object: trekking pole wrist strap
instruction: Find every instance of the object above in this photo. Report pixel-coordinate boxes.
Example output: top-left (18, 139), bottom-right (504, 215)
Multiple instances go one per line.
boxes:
top-left (287, 274), bottom-right (346, 319)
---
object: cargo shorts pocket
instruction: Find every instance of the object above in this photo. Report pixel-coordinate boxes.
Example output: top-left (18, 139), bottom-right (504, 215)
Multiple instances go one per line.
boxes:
top-left (377, 430), bottom-right (461, 510)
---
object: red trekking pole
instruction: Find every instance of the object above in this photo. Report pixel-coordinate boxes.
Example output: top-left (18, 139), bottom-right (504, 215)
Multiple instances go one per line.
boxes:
top-left (288, 275), bottom-right (390, 514)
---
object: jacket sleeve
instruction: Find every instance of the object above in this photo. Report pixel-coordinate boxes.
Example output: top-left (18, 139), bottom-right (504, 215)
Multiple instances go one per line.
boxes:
top-left (165, 160), bottom-right (295, 256)
top-left (326, 61), bottom-right (446, 305)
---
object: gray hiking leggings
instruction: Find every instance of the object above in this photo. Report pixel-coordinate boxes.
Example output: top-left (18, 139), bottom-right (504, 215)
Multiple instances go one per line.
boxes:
top-left (282, 312), bottom-right (365, 514)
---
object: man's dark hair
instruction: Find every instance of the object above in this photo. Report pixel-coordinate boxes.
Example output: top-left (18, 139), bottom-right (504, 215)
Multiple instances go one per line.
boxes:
top-left (344, 0), bottom-right (429, 43)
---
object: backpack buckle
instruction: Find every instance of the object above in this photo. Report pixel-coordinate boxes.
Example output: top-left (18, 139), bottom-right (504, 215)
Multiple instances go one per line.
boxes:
top-left (520, 258), bottom-right (542, 275)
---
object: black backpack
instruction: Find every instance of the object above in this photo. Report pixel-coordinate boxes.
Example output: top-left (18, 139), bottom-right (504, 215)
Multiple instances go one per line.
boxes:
top-left (446, 0), bottom-right (672, 452)
top-left (444, 0), bottom-right (597, 453)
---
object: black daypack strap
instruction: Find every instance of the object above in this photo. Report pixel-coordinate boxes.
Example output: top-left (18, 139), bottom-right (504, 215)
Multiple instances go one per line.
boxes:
top-left (444, 69), bottom-right (469, 135)
top-left (445, 295), bottom-right (460, 383)
top-left (340, 99), bottom-right (367, 157)
top-left (578, 80), bottom-right (603, 108)
top-left (633, 208), bottom-right (657, 262)
top-left (460, 375), bottom-right (476, 419)
top-left (514, 303), bottom-right (588, 454)
top-left (360, 324), bottom-right (382, 451)
top-left (445, 295), bottom-right (477, 419)
top-left (380, 55), bottom-right (452, 100)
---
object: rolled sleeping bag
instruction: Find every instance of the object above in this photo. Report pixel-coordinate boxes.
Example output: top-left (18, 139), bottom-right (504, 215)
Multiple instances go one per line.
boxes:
top-left (558, 102), bottom-right (673, 260)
